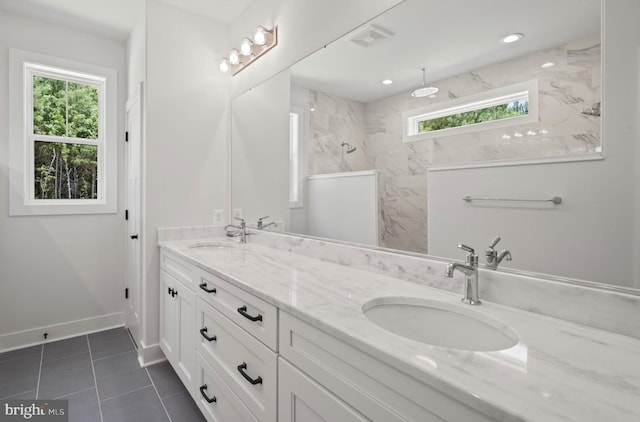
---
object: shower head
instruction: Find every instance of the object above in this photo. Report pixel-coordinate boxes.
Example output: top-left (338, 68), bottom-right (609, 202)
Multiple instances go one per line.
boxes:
top-left (411, 67), bottom-right (439, 98)
top-left (341, 142), bottom-right (357, 154)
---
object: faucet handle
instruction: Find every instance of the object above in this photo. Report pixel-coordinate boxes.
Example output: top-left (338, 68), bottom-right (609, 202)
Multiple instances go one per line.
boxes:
top-left (234, 216), bottom-right (245, 223)
top-left (488, 236), bottom-right (501, 249)
top-left (457, 243), bottom-right (475, 254)
top-left (257, 216), bottom-right (269, 222)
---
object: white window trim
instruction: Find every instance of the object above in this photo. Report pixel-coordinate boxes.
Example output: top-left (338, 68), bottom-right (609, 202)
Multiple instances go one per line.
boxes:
top-left (9, 48), bottom-right (118, 216)
top-left (402, 79), bottom-right (539, 143)
top-left (289, 106), bottom-right (305, 208)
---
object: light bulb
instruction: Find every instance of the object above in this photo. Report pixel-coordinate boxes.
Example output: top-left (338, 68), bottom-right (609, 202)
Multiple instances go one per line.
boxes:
top-left (254, 26), bottom-right (268, 45)
top-left (229, 49), bottom-right (240, 65)
top-left (219, 58), bottom-right (229, 73)
top-left (240, 38), bottom-right (253, 56)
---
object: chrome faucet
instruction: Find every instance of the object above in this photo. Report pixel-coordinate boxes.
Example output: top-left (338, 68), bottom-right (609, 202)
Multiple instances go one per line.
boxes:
top-left (485, 236), bottom-right (512, 269)
top-left (444, 243), bottom-right (481, 305)
top-left (257, 216), bottom-right (277, 230)
top-left (225, 217), bottom-right (249, 243)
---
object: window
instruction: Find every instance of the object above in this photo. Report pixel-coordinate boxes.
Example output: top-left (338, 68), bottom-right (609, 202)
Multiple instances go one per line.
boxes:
top-left (289, 107), bottom-right (304, 208)
top-left (402, 79), bottom-right (538, 143)
top-left (9, 49), bottom-right (117, 215)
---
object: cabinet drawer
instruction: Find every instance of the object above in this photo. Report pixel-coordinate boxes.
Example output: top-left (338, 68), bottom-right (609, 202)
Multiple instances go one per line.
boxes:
top-left (279, 358), bottom-right (369, 422)
top-left (195, 353), bottom-right (259, 422)
top-left (161, 250), bottom-right (195, 289)
top-left (197, 298), bottom-right (277, 422)
top-left (196, 267), bottom-right (278, 351)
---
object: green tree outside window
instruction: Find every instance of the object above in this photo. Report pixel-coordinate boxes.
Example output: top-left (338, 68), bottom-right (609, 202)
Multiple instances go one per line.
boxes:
top-left (32, 75), bottom-right (99, 199)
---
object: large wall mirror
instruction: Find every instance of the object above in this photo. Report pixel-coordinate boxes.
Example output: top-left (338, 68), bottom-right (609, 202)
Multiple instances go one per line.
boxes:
top-left (230, 0), bottom-right (634, 290)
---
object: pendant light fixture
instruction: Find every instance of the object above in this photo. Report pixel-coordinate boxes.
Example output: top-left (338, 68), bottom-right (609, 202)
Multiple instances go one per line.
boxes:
top-left (410, 67), bottom-right (438, 98)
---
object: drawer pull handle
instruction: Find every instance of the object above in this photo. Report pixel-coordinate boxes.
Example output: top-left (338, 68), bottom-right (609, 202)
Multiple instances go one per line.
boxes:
top-left (237, 362), bottom-right (263, 385)
top-left (199, 384), bottom-right (217, 403)
top-left (237, 306), bottom-right (263, 322)
top-left (199, 283), bottom-right (217, 294)
top-left (199, 327), bottom-right (217, 342)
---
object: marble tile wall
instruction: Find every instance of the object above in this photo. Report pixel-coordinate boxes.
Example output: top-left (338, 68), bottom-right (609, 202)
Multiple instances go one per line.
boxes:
top-left (304, 39), bottom-right (601, 255)
top-left (306, 89), bottom-right (373, 174)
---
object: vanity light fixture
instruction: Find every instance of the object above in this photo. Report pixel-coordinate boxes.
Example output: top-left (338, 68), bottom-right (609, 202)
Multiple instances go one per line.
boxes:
top-left (500, 33), bottom-right (524, 44)
top-left (220, 26), bottom-right (278, 75)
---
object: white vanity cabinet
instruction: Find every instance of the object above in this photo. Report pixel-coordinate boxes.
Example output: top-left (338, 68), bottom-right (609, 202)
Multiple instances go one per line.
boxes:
top-left (194, 266), bottom-right (279, 422)
top-left (159, 247), bottom-right (498, 422)
top-left (159, 252), bottom-right (197, 396)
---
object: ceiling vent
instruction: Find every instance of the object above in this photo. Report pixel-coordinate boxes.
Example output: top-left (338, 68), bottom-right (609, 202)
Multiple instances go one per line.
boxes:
top-left (348, 24), bottom-right (393, 48)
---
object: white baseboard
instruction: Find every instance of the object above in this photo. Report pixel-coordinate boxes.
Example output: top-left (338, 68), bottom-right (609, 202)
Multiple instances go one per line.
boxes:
top-left (138, 340), bottom-right (165, 367)
top-left (0, 312), bottom-right (125, 353)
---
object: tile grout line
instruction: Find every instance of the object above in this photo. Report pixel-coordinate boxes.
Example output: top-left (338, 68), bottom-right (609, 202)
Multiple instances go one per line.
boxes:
top-left (146, 367), bottom-right (172, 422)
top-left (34, 344), bottom-right (44, 399)
top-left (98, 384), bottom-right (152, 403)
top-left (55, 386), bottom-right (96, 400)
top-left (86, 335), bottom-right (105, 422)
top-left (91, 349), bottom-right (136, 363)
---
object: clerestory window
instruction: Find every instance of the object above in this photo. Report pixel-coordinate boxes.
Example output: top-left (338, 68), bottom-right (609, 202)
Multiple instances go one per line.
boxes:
top-left (403, 79), bottom-right (538, 143)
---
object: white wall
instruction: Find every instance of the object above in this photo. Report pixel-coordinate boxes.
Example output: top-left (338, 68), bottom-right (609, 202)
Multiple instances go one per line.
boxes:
top-left (139, 0), bottom-right (229, 357)
top-left (0, 10), bottom-right (127, 350)
top-left (127, 8), bottom-right (146, 100)
top-left (428, 0), bottom-right (640, 288)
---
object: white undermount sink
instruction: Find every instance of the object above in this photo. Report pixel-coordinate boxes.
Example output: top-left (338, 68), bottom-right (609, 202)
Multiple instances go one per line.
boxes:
top-left (362, 297), bottom-right (518, 351)
top-left (188, 241), bottom-right (233, 250)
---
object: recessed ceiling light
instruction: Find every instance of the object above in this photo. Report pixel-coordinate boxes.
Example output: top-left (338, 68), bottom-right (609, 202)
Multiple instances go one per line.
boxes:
top-left (500, 33), bottom-right (524, 44)
top-left (382, 79), bottom-right (393, 85)
top-left (541, 62), bottom-right (556, 69)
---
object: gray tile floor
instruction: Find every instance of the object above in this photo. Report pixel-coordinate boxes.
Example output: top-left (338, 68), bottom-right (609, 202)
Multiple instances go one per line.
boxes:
top-left (0, 328), bottom-right (206, 422)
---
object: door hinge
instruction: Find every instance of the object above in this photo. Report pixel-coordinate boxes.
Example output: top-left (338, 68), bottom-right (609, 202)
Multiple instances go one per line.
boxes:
top-left (125, 288), bottom-right (129, 299)
top-left (125, 131), bottom-right (129, 142)
top-left (125, 209), bottom-right (129, 220)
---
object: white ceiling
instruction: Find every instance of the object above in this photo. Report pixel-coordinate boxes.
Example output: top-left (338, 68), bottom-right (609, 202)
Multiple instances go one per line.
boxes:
top-left (291, 0), bottom-right (601, 103)
top-left (0, 0), bottom-right (254, 41)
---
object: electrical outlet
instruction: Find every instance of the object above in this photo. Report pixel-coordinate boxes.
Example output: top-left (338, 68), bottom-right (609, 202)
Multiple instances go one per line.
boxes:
top-left (232, 208), bottom-right (243, 220)
top-left (212, 209), bottom-right (223, 225)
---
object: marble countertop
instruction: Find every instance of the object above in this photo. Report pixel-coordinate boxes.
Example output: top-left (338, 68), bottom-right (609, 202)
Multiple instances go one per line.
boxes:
top-left (159, 237), bottom-right (640, 422)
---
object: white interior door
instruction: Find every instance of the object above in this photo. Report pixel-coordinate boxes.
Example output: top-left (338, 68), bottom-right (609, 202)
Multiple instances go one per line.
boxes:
top-left (125, 83), bottom-right (143, 347)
